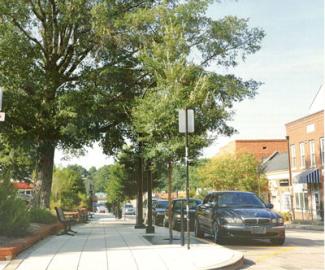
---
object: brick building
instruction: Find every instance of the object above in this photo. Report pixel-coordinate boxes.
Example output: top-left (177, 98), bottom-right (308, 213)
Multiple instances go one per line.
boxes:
top-left (218, 139), bottom-right (288, 160)
top-left (286, 110), bottom-right (324, 221)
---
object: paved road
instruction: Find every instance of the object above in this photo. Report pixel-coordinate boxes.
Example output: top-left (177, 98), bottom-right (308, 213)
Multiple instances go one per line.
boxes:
top-left (202, 228), bottom-right (323, 270)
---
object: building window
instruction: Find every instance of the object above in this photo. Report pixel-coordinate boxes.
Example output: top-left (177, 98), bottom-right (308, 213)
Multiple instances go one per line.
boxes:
top-left (299, 142), bottom-right (305, 169)
top-left (320, 138), bottom-right (324, 167)
top-left (290, 144), bottom-right (296, 169)
top-left (295, 192), bottom-right (309, 210)
top-left (309, 140), bottom-right (316, 167)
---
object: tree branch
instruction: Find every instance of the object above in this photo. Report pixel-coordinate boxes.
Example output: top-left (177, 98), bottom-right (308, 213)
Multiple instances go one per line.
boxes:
top-left (10, 18), bottom-right (46, 55)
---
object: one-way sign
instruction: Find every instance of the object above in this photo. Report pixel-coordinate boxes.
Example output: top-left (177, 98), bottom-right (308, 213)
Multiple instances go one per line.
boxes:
top-left (0, 112), bottom-right (5, 122)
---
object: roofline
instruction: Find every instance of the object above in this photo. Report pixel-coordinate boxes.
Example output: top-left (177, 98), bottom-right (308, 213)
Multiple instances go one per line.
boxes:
top-left (285, 110), bottom-right (324, 126)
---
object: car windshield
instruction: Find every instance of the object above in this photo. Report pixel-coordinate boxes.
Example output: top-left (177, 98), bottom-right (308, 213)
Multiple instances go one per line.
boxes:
top-left (174, 200), bottom-right (201, 210)
top-left (156, 201), bottom-right (168, 208)
top-left (125, 205), bottom-right (133, 208)
top-left (217, 193), bottom-right (265, 208)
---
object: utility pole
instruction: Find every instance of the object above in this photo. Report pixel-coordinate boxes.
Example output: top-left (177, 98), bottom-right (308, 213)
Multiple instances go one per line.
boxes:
top-left (286, 136), bottom-right (295, 221)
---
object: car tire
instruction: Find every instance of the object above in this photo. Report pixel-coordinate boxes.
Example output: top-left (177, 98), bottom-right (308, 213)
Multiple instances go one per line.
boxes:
top-left (194, 219), bottom-right (204, 238)
top-left (212, 222), bottom-right (224, 244)
top-left (270, 237), bottom-right (285, 245)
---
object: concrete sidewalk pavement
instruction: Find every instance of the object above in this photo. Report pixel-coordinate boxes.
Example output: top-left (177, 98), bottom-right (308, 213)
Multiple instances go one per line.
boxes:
top-left (3, 214), bottom-right (243, 270)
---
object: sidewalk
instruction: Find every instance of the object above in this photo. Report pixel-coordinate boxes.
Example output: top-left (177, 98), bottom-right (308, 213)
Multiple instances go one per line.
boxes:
top-left (3, 214), bottom-right (243, 270)
top-left (285, 223), bottom-right (324, 231)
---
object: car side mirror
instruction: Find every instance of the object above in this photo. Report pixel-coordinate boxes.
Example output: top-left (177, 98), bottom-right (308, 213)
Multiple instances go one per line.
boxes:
top-left (266, 203), bottom-right (274, 209)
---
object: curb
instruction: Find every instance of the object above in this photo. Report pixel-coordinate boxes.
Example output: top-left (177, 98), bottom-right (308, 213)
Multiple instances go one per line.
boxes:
top-left (203, 253), bottom-right (244, 270)
top-left (285, 224), bottom-right (324, 231)
top-left (190, 236), bottom-right (244, 270)
top-left (0, 223), bottom-right (64, 261)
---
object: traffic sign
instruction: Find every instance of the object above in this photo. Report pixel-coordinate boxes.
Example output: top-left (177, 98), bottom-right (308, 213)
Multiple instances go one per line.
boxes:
top-left (0, 112), bottom-right (5, 122)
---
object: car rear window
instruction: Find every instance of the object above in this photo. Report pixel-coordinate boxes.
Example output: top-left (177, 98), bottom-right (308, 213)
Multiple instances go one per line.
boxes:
top-left (217, 193), bottom-right (265, 208)
top-left (156, 201), bottom-right (168, 208)
top-left (174, 200), bottom-right (201, 209)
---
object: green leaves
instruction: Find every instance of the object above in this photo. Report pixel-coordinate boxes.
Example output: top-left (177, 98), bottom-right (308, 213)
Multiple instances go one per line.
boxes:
top-left (131, 1), bottom-right (264, 165)
top-left (197, 153), bottom-right (268, 194)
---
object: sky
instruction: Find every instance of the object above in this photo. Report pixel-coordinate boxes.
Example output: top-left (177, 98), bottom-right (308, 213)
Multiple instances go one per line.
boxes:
top-left (55, 0), bottom-right (324, 169)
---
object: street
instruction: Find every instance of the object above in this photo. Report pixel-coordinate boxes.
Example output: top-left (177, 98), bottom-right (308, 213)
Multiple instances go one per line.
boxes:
top-left (208, 228), bottom-right (323, 270)
top-left (135, 215), bottom-right (324, 269)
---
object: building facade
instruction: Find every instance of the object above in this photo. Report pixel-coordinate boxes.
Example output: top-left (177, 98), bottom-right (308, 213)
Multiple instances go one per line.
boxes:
top-left (263, 152), bottom-right (291, 213)
top-left (286, 110), bottom-right (324, 221)
top-left (218, 139), bottom-right (288, 160)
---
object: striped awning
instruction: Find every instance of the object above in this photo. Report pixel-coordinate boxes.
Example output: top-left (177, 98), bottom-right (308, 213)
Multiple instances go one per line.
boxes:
top-left (294, 168), bottom-right (320, 184)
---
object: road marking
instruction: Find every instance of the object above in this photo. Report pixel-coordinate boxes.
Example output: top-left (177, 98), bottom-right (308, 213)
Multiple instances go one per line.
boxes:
top-left (254, 246), bottom-right (297, 264)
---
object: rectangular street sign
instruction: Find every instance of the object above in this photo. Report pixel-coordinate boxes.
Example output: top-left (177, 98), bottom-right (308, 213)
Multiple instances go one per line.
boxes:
top-left (0, 112), bottom-right (5, 122)
top-left (178, 109), bottom-right (194, 133)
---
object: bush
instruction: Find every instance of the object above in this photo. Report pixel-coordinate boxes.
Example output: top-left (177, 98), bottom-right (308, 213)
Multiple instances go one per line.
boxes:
top-left (0, 179), bottom-right (30, 236)
top-left (29, 207), bottom-right (57, 224)
top-left (279, 211), bottom-right (292, 222)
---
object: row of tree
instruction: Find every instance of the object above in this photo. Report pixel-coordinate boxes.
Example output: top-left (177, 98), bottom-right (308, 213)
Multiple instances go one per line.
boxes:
top-left (0, 0), bottom-right (264, 208)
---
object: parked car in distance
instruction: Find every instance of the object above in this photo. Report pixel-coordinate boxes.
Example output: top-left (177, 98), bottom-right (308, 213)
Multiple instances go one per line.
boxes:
top-left (152, 199), bottom-right (169, 226)
top-left (123, 203), bottom-right (135, 215)
top-left (195, 191), bottom-right (285, 245)
top-left (97, 203), bottom-right (108, 213)
top-left (163, 198), bottom-right (202, 230)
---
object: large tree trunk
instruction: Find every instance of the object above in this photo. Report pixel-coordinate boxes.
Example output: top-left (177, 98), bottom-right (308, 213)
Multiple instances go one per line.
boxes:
top-left (35, 141), bottom-right (56, 208)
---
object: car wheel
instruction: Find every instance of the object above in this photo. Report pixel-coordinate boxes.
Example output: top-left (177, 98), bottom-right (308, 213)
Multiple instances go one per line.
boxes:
top-left (194, 219), bottom-right (204, 238)
top-left (270, 236), bottom-right (285, 245)
top-left (212, 222), bottom-right (224, 244)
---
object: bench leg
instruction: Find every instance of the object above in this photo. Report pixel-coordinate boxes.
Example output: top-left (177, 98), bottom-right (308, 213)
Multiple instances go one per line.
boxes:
top-left (57, 229), bottom-right (75, 236)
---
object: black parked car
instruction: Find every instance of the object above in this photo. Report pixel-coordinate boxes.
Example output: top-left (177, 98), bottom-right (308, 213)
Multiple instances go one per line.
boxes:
top-left (152, 200), bottom-right (169, 225)
top-left (194, 191), bottom-right (285, 245)
top-left (163, 199), bottom-right (202, 230)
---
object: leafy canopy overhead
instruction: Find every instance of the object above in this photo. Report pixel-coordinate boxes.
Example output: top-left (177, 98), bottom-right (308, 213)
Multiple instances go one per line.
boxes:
top-left (130, 0), bottom-right (264, 161)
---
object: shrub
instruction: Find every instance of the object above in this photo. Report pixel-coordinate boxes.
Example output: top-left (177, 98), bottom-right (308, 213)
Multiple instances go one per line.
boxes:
top-left (0, 179), bottom-right (30, 236)
top-left (279, 211), bottom-right (292, 222)
top-left (29, 207), bottom-right (57, 224)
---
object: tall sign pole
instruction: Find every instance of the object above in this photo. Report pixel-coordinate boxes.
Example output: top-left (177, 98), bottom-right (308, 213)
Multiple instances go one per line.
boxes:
top-left (0, 88), bottom-right (5, 122)
top-left (178, 109), bottom-right (194, 250)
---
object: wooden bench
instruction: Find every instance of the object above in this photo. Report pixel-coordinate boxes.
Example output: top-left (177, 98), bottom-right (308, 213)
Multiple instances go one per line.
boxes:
top-left (55, 207), bottom-right (77, 236)
top-left (78, 208), bottom-right (89, 223)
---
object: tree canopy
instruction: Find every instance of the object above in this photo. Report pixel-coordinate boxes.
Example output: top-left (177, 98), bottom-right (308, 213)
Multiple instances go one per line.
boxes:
top-left (0, 0), bottom-right (265, 207)
top-left (131, 1), bottom-right (264, 163)
top-left (0, 0), bottom-right (153, 207)
top-left (197, 153), bottom-right (268, 196)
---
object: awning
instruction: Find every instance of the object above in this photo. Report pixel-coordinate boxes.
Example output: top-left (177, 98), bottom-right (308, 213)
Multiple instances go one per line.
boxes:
top-left (294, 168), bottom-right (320, 184)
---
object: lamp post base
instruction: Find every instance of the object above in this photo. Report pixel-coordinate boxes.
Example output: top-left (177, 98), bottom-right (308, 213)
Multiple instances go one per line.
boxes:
top-left (134, 224), bottom-right (146, 229)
